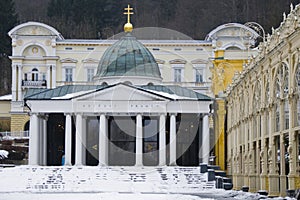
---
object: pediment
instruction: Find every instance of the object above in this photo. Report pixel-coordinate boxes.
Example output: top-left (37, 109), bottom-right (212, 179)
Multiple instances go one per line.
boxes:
top-left (75, 84), bottom-right (169, 102)
top-left (82, 58), bottom-right (99, 63)
top-left (169, 59), bottom-right (187, 64)
top-left (9, 22), bottom-right (64, 39)
top-left (60, 58), bottom-right (78, 63)
top-left (191, 59), bottom-right (208, 64)
top-left (17, 26), bottom-right (52, 36)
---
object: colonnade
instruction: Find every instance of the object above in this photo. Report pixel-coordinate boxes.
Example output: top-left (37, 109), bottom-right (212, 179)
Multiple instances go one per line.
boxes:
top-left (28, 112), bottom-right (210, 166)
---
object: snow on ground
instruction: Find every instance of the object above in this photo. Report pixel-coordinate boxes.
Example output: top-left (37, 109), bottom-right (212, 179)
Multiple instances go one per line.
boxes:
top-left (0, 166), bottom-right (296, 200)
top-left (0, 192), bottom-right (211, 200)
top-left (0, 191), bottom-right (296, 200)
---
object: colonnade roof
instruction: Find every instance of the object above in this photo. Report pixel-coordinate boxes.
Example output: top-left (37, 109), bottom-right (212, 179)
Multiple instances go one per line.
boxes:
top-left (24, 84), bottom-right (212, 101)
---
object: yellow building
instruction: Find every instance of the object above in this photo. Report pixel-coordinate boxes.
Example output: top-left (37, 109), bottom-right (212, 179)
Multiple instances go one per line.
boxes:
top-left (206, 24), bottom-right (259, 169)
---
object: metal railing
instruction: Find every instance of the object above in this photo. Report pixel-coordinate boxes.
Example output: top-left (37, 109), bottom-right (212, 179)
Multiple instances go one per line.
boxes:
top-left (22, 80), bottom-right (47, 87)
top-left (0, 131), bottom-right (29, 138)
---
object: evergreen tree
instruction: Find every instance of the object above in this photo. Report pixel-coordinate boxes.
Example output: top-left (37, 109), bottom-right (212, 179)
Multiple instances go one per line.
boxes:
top-left (0, 0), bottom-right (18, 95)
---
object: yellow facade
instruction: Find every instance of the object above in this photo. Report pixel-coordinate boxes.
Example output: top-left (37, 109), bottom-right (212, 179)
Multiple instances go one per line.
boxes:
top-left (211, 50), bottom-right (246, 170)
top-left (10, 114), bottom-right (29, 132)
top-left (0, 99), bottom-right (11, 131)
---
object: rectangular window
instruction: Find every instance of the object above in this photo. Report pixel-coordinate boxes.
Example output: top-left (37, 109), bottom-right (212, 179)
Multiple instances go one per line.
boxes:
top-left (174, 69), bottom-right (182, 82)
top-left (65, 68), bottom-right (73, 82)
top-left (42, 73), bottom-right (46, 81)
top-left (195, 69), bottom-right (203, 83)
top-left (87, 68), bottom-right (95, 82)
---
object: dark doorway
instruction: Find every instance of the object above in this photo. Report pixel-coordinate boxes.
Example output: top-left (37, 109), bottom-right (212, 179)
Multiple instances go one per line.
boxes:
top-left (143, 116), bottom-right (159, 166)
top-left (176, 114), bottom-right (200, 166)
top-left (108, 116), bottom-right (136, 166)
top-left (86, 117), bottom-right (99, 166)
top-left (47, 113), bottom-right (76, 166)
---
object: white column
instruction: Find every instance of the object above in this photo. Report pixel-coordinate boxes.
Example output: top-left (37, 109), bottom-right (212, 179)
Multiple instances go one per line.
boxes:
top-left (47, 65), bottom-right (51, 89)
top-left (42, 117), bottom-right (47, 166)
top-left (202, 115), bottom-right (210, 164)
top-left (52, 65), bottom-right (56, 88)
top-left (169, 114), bottom-right (177, 166)
top-left (12, 65), bottom-right (17, 101)
top-left (98, 114), bottom-right (108, 166)
top-left (159, 114), bottom-right (166, 166)
top-left (82, 117), bottom-right (87, 165)
top-left (17, 65), bottom-right (22, 101)
top-left (29, 113), bottom-right (39, 165)
top-left (64, 114), bottom-right (72, 166)
top-left (75, 114), bottom-right (83, 165)
top-left (39, 117), bottom-right (43, 165)
top-left (136, 114), bottom-right (143, 166)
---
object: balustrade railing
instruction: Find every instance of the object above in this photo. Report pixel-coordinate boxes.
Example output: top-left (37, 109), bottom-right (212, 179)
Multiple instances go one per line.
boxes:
top-left (22, 80), bottom-right (46, 87)
top-left (0, 131), bottom-right (29, 138)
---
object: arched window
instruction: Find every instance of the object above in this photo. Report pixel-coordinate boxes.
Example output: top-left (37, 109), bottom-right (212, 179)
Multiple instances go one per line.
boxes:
top-left (31, 68), bottom-right (39, 81)
top-left (282, 63), bottom-right (289, 130)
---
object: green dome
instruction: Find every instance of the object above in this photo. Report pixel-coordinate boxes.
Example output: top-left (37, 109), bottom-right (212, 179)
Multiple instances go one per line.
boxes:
top-left (95, 33), bottom-right (161, 79)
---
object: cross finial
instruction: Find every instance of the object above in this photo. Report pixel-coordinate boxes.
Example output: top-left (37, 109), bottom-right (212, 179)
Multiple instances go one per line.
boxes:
top-left (124, 4), bottom-right (134, 24)
top-left (123, 4), bottom-right (134, 32)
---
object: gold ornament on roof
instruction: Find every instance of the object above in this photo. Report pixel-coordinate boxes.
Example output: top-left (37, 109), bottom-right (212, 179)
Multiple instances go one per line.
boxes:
top-left (124, 4), bottom-right (134, 32)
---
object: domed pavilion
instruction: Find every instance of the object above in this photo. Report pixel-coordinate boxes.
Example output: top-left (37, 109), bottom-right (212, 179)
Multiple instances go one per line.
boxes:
top-left (24, 5), bottom-right (212, 167)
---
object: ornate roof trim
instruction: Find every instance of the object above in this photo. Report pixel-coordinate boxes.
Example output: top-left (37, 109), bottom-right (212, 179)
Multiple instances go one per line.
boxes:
top-left (8, 21), bottom-right (64, 40)
top-left (205, 23), bottom-right (260, 41)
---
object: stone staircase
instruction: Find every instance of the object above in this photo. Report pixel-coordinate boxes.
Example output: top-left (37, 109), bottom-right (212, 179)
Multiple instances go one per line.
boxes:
top-left (200, 164), bottom-right (233, 190)
top-left (0, 166), bottom-right (216, 194)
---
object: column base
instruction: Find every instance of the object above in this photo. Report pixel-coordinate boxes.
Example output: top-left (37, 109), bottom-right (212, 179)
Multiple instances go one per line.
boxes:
top-left (287, 174), bottom-right (297, 190)
top-left (249, 174), bottom-right (257, 192)
top-left (268, 174), bottom-right (280, 197)
top-left (280, 175), bottom-right (287, 197)
top-left (260, 174), bottom-right (268, 190)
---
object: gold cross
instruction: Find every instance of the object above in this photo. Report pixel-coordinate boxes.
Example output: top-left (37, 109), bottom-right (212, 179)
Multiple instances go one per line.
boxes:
top-left (124, 4), bottom-right (134, 23)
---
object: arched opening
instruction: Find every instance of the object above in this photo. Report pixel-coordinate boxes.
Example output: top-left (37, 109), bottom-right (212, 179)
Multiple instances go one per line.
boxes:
top-left (31, 68), bottom-right (39, 81)
top-left (101, 82), bottom-right (108, 86)
top-left (24, 121), bottom-right (29, 131)
top-left (225, 46), bottom-right (241, 50)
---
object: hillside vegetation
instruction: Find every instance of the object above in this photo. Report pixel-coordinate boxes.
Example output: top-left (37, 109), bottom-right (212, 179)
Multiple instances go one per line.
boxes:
top-left (0, 0), bottom-right (299, 95)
